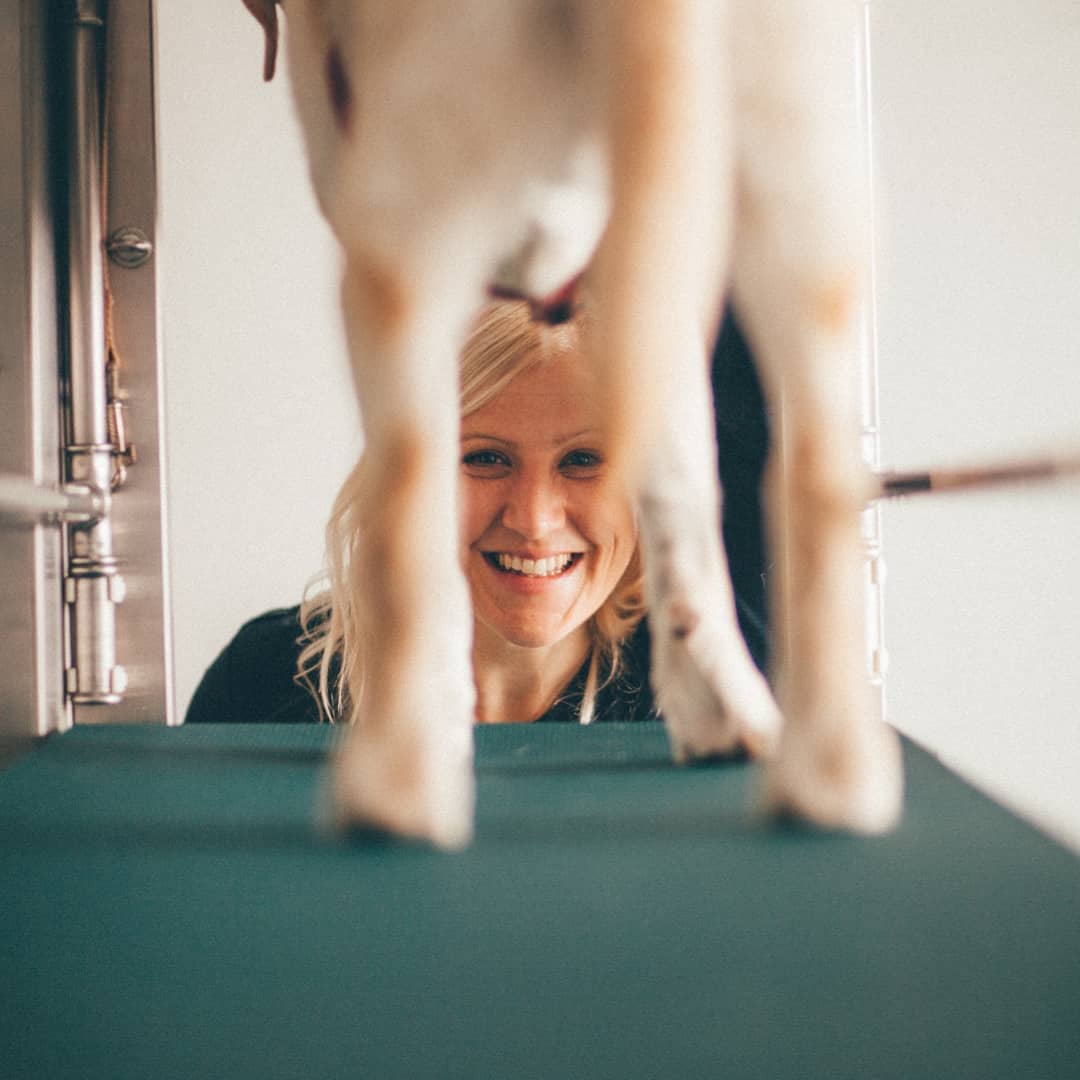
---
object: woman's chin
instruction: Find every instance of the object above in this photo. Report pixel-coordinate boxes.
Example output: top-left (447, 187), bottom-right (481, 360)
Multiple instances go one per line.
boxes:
top-left (475, 612), bottom-right (576, 652)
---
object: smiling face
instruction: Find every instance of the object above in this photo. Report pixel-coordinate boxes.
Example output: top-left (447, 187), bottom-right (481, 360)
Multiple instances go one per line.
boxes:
top-left (460, 346), bottom-right (637, 659)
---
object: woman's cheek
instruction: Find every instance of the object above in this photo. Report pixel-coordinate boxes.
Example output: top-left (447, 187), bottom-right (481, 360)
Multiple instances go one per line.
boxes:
top-left (460, 479), bottom-right (500, 551)
top-left (458, 479), bottom-right (481, 554)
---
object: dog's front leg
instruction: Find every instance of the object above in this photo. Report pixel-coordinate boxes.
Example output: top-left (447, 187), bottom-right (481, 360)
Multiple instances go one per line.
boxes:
top-left (639, 358), bottom-right (782, 762)
top-left (326, 256), bottom-right (477, 849)
top-left (586, 2), bottom-right (780, 763)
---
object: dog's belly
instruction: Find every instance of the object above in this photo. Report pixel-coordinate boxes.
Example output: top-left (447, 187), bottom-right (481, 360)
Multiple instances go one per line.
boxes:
top-left (283, 0), bottom-right (610, 289)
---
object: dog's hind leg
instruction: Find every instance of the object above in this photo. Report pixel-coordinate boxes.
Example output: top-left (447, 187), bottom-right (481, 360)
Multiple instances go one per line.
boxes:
top-left (731, 2), bottom-right (902, 832)
top-left (737, 271), bottom-right (902, 832)
top-left (589, 1), bottom-right (781, 762)
top-left (325, 253), bottom-right (481, 849)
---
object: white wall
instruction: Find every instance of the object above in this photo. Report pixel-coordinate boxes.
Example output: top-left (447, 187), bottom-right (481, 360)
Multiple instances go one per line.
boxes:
top-left (871, 2), bottom-right (1080, 850)
top-left (157, 2), bottom-right (358, 721)
top-left (158, 3), bottom-right (1080, 848)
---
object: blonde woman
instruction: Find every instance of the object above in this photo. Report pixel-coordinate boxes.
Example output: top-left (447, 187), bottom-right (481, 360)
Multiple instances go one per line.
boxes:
top-left (186, 302), bottom-right (769, 726)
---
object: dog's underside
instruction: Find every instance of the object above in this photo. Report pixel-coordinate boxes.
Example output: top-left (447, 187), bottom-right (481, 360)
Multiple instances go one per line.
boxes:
top-left (242, 0), bottom-right (903, 847)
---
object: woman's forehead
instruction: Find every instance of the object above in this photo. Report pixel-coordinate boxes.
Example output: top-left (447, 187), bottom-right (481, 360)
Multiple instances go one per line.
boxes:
top-left (464, 348), bottom-right (602, 427)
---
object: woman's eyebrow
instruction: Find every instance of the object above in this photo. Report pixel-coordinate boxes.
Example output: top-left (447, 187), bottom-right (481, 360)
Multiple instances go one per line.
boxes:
top-left (460, 429), bottom-right (600, 449)
top-left (460, 432), bottom-right (514, 446)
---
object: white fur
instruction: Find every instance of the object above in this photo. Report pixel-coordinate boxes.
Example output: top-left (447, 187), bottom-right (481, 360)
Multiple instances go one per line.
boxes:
top-left (243, 0), bottom-right (903, 845)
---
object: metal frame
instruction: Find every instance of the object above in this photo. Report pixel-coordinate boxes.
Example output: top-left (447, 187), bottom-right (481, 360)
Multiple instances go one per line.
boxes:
top-left (0, 0), bottom-right (174, 738)
top-left (0, 1), bottom-right (68, 741)
top-left (85, 0), bottom-right (175, 725)
top-left (855, 1), bottom-right (889, 720)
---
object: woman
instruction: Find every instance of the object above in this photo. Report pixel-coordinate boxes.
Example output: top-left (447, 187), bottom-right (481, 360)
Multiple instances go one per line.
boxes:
top-left (186, 300), bottom-right (770, 725)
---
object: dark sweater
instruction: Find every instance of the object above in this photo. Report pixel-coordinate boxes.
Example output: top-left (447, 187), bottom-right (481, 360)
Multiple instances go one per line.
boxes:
top-left (185, 607), bottom-right (659, 725)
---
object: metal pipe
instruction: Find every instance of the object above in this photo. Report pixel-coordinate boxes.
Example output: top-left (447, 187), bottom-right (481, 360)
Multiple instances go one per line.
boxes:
top-left (0, 474), bottom-right (107, 525)
top-left (68, 0), bottom-right (109, 466)
top-left (65, 0), bottom-right (125, 707)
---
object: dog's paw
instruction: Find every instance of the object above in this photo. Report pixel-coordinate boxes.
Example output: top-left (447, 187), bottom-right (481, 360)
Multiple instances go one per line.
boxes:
top-left (324, 720), bottom-right (475, 850)
top-left (652, 601), bottom-right (782, 764)
top-left (761, 708), bottom-right (903, 835)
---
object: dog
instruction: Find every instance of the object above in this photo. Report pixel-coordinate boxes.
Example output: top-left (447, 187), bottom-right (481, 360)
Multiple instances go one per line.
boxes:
top-left (241, 0), bottom-right (903, 847)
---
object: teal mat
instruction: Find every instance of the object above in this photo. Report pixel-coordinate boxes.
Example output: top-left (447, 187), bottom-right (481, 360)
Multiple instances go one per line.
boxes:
top-left (1, 723), bottom-right (1077, 1080)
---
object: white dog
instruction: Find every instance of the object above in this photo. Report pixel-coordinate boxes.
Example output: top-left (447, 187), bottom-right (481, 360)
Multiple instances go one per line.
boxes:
top-left (241, 0), bottom-right (902, 847)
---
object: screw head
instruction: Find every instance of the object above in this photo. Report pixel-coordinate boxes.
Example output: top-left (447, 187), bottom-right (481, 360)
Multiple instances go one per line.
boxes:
top-left (106, 227), bottom-right (153, 269)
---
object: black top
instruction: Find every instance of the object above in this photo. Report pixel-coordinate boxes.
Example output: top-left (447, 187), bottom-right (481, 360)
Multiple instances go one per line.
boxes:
top-left (185, 306), bottom-right (772, 725)
top-left (185, 606), bottom-right (660, 725)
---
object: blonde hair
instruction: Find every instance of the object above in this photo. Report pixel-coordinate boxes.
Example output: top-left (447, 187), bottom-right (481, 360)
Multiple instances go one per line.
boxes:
top-left (297, 298), bottom-right (646, 725)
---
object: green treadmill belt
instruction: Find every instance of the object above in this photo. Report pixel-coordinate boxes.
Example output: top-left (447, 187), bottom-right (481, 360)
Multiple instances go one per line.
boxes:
top-left (1, 723), bottom-right (1077, 1080)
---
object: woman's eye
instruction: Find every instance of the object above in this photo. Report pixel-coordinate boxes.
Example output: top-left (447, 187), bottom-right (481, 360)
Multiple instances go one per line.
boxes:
top-left (462, 449), bottom-right (510, 470)
top-left (561, 449), bottom-right (603, 472)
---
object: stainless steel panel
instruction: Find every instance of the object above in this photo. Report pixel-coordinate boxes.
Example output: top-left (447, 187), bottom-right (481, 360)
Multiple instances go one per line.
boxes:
top-left (1, 0), bottom-right (174, 737)
top-left (0, 1), bottom-right (69, 740)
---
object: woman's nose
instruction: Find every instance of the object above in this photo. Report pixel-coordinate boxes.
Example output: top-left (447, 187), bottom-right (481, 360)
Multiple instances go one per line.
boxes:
top-left (500, 475), bottom-right (566, 540)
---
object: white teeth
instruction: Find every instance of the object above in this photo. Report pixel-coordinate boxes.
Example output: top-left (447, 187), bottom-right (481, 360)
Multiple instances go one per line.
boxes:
top-left (495, 553), bottom-right (574, 577)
